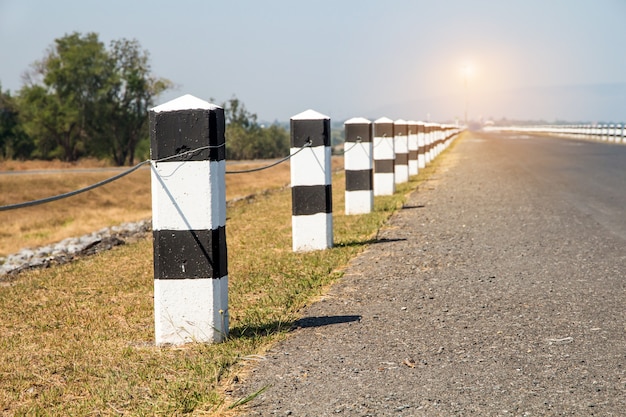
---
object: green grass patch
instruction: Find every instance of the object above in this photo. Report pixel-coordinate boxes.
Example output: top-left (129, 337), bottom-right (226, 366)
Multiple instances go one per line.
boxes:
top-left (0, 144), bottom-right (454, 415)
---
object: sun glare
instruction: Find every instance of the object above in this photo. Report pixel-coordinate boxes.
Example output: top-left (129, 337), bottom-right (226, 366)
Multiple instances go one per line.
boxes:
top-left (460, 63), bottom-right (475, 80)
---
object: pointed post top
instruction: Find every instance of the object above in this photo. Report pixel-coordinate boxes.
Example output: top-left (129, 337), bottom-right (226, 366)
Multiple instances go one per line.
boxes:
top-left (374, 117), bottom-right (394, 124)
top-left (291, 109), bottom-right (330, 120)
top-left (344, 117), bottom-right (372, 124)
top-left (151, 94), bottom-right (220, 113)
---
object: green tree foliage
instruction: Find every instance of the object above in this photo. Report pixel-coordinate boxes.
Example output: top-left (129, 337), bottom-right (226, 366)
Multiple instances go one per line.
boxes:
top-left (91, 39), bottom-right (172, 165)
top-left (0, 85), bottom-right (34, 159)
top-left (223, 97), bottom-right (289, 160)
top-left (9, 30), bottom-right (285, 163)
top-left (19, 32), bottom-right (109, 161)
top-left (17, 32), bottom-right (170, 164)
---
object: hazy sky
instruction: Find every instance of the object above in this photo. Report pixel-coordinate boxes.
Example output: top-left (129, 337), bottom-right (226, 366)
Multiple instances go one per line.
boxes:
top-left (1, 0), bottom-right (625, 123)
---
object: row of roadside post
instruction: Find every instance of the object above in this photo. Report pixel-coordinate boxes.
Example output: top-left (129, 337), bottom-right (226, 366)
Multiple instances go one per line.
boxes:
top-left (291, 110), bottom-right (461, 253)
top-left (149, 95), bottom-right (462, 346)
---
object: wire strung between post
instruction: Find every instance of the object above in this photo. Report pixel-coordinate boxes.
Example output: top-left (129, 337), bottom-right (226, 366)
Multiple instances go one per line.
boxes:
top-left (332, 138), bottom-right (364, 156)
top-left (225, 141), bottom-right (311, 174)
top-left (0, 160), bottom-right (151, 212)
top-left (0, 141), bottom-right (312, 211)
top-left (152, 143), bottom-right (226, 165)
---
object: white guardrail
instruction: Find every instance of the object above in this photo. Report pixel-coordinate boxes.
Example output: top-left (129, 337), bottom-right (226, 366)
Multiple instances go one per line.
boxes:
top-left (484, 123), bottom-right (625, 144)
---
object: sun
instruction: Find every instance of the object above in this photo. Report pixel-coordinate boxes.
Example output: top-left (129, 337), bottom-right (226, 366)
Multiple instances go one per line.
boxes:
top-left (460, 62), bottom-right (475, 81)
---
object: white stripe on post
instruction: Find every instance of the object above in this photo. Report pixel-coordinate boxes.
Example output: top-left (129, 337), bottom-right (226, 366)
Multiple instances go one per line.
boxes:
top-left (290, 109), bottom-right (333, 252)
top-left (150, 94), bottom-right (228, 345)
top-left (407, 120), bottom-right (418, 176)
top-left (394, 119), bottom-right (409, 184)
top-left (373, 117), bottom-right (395, 196)
top-left (344, 117), bottom-right (373, 215)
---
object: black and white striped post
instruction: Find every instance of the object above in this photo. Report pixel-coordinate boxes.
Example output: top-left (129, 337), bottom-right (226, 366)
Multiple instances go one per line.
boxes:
top-left (407, 120), bottom-right (419, 176)
top-left (424, 123), bottom-right (432, 166)
top-left (417, 122), bottom-right (426, 169)
top-left (394, 119), bottom-right (409, 184)
top-left (434, 124), bottom-right (443, 157)
top-left (149, 94), bottom-right (228, 345)
top-left (344, 117), bottom-right (373, 215)
top-left (373, 117), bottom-right (395, 196)
top-left (290, 109), bottom-right (333, 252)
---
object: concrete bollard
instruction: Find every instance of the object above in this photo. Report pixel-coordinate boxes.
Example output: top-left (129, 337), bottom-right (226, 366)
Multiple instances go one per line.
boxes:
top-left (373, 117), bottom-right (395, 196)
top-left (393, 119), bottom-right (409, 184)
top-left (149, 94), bottom-right (228, 345)
top-left (417, 122), bottom-right (426, 169)
top-left (344, 117), bottom-right (373, 215)
top-left (608, 124), bottom-right (616, 142)
top-left (424, 123), bottom-right (433, 165)
top-left (435, 125), bottom-right (443, 158)
top-left (407, 121), bottom-right (419, 176)
top-left (431, 124), bottom-right (438, 159)
top-left (592, 124), bottom-right (601, 139)
top-left (290, 109), bottom-right (333, 252)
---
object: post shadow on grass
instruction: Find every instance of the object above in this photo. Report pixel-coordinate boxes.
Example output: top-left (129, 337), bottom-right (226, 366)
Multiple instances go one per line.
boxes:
top-left (229, 315), bottom-right (362, 340)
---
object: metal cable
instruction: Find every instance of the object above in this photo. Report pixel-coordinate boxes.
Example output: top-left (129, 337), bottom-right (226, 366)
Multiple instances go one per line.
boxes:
top-left (0, 160), bottom-right (151, 211)
top-left (225, 141), bottom-right (311, 174)
top-left (0, 141), bottom-right (312, 211)
top-left (333, 139), bottom-right (365, 156)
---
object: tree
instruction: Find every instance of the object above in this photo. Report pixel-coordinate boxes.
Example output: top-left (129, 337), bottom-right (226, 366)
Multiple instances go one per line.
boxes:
top-left (0, 85), bottom-right (34, 159)
top-left (17, 32), bottom-right (171, 164)
top-left (223, 96), bottom-right (289, 160)
top-left (92, 39), bottom-right (171, 165)
top-left (19, 32), bottom-right (111, 161)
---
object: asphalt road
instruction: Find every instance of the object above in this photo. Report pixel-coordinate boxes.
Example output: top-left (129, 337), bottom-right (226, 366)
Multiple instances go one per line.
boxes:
top-left (234, 131), bottom-right (626, 416)
top-left (480, 132), bottom-right (626, 242)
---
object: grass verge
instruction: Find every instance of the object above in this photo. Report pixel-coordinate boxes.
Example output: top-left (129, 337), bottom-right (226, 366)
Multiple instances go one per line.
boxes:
top-left (0, 144), bottom-right (455, 415)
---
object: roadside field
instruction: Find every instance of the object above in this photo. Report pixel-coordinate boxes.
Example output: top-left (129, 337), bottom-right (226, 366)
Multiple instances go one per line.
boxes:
top-left (0, 141), bottom-right (457, 415)
top-left (0, 158), bottom-right (342, 257)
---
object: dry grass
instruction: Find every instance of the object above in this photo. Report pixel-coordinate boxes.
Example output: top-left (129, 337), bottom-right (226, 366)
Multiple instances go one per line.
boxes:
top-left (0, 158), bottom-right (113, 171)
top-left (0, 137), bottom-right (461, 415)
top-left (0, 169), bottom-right (152, 256)
top-left (0, 157), bottom-right (343, 257)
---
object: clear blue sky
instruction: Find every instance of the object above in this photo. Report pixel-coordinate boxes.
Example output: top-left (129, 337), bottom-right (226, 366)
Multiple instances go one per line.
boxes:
top-left (1, 0), bottom-right (625, 123)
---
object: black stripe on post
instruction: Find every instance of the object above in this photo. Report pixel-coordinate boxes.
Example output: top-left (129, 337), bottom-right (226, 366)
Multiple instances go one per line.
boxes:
top-left (292, 184), bottom-right (333, 216)
top-left (290, 119), bottom-right (331, 148)
top-left (396, 153), bottom-right (409, 165)
top-left (375, 123), bottom-right (394, 138)
top-left (345, 123), bottom-right (372, 143)
top-left (150, 108), bottom-right (226, 161)
top-left (153, 227), bottom-right (228, 279)
top-left (375, 159), bottom-right (395, 173)
top-left (346, 169), bottom-right (373, 191)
